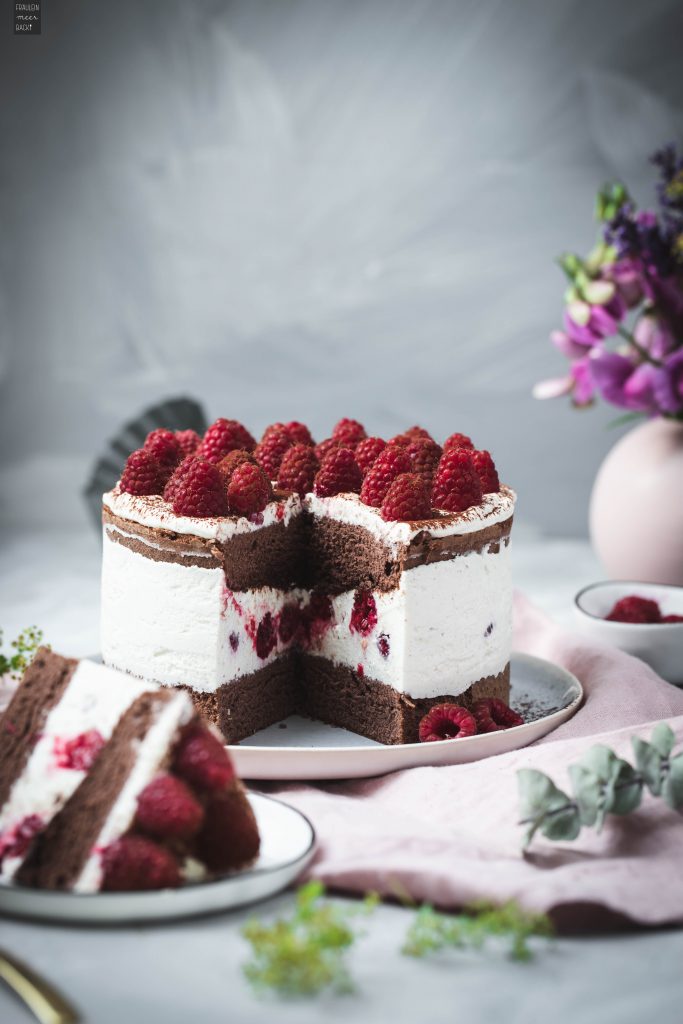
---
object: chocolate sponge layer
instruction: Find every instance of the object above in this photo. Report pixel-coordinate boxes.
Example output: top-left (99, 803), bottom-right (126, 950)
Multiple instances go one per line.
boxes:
top-left (0, 649), bottom-right (77, 809)
top-left (17, 691), bottom-right (171, 890)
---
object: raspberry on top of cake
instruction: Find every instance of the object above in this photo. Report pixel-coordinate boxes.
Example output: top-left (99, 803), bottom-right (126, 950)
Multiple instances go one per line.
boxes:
top-left (101, 418), bottom-right (516, 745)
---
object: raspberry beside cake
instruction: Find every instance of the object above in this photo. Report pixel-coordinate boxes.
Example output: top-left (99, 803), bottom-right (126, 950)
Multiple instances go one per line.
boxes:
top-left (0, 649), bottom-right (260, 891)
top-left (100, 421), bottom-right (516, 745)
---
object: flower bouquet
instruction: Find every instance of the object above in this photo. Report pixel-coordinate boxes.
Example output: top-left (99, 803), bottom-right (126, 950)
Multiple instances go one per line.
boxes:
top-left (535, 145), bottom-right (683, 418)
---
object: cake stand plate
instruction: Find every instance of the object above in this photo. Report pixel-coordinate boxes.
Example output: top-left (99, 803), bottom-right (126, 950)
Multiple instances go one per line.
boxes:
top-left (231, 653), bottom-right (583, 781)
top-left (0, 794), bottom-right (314, 925)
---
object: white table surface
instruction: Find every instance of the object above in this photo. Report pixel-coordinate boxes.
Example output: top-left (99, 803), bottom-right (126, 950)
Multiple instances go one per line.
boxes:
top-left (1, 525), bottom-right (682, 1024)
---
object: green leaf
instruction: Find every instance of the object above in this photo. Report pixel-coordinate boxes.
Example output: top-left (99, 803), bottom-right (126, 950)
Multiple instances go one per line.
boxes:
top-left (606, 412), bottom-right (647, 430)
top-left (540, 804), bottom-right (582, 843)
top-left (608, 761), bottom-right (642, 816)
top-left (662, 754), bottom-right (683, 810)
top-left (632, 737), bottom-right (663, 796)
top-left (650, 723), bottom-right (675, 758)
top-left (517, 770), bottom-right (576, 846)
top-left (568, 764), bottom-right (601, 826)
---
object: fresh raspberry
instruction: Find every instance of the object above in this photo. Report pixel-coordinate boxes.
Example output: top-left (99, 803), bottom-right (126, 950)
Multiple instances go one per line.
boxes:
top-left (120, 449), bottom-right (164, 496)
top-left (195, 790), bottom-right (260, 871)
top-left (314, 437), bottom-right (342, 462)
top-left (216, 449), bottom-right (255, 487)
top-left (355, 436), bottom-right (387, 474)
top-left (359, 447), bottom-right (412, 507)
top-left (254, 428), bottom-right (294, 479)
top-left (349, 589), bottom-right (378, 636)
top-left (277, 444), bottom-right (319, 494)
top-left (391, 426), bottom-right (433, 446)
top-left (662, 614), bottom-right (683, 623)
top-left (144, 428), bottom-right (181, 472)
top-left (404, 438), bottom-right (442, 478)
top-left (331, 418), bottom-right (366, 449)
top-left (377, 633), bottom-right (390, 658)
top-left (135, 773), bottom-right (204, 840)
top-left (101, 835), bottom-right (181, 891)
top-left (263, 421), bottom-right (316, 446)
top-left (0, 815), bottom-right (43, 865)
top-left (605, 596), bottom-right (662, 623)
top-left (314, 447), bottom-right (363, 497)
top-left (431, 449), bottom-right (483, 513)
top-left (380, 473), bottom-right (432, 522)
top-left (174, 429), bottom-right (202, 459)
top-left (172, 459), bottom-right (228, 518)
top-left (418, 704), bottom-right (477, 742)
top-left (54, 730), bottom-right (105, 771)
top-left (199, 419), bottom-right (256, 463)
top-left (308, 592), bottom-right (334, 623)
top-left (227, 462), bottom-right (272, 517)
top-left (471, 698), bottom-right (524, 733)
top-left (443, 432), bottom-right (474, 452)
top-left (278, 603), bottom-right (304, 644)
top-left (255, 612), bottom-right (277, 659)
top-left (173, 725), bottom-right (235, 791)
top-left (163, 455), bottom-right (197, 502)
top-left (470, 450), bottom-right (500, 493)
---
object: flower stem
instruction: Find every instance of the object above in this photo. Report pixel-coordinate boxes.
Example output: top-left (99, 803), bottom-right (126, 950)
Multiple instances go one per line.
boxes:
top-left (617, 326), bottom-right (664, 367)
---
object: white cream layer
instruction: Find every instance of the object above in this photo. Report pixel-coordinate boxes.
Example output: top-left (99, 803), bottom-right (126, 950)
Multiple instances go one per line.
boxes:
top-left (101, 531), bottom-right (293, 691)
top-left (311, 545), bottom-right (512, 698)
top-left (74, 690), bottom-right (194, 893)
top-left (0, 661), bottom-right (150, 882)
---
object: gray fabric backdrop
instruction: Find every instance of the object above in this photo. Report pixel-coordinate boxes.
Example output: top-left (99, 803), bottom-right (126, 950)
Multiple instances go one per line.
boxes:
top-left (1, 0), bottom-right (682, 533)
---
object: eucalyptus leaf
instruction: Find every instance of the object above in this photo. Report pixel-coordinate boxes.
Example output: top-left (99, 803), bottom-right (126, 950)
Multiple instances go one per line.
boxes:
top-left (568, 764), bottom-right (600, 827)
top-left (607, 761), bottom-right (643, 816)
top-left (632, 737), bottom-right (663, 796)
top-left (650, 723), bottom-right (675, 759)
top-left (661, 754), bottom-right (683, 811)
top-left (517, 770), bottom-right (574, 846)
top-left (579, 745), bottom-right (618, 783)
top-left (540, 804), bottom-right (581, 843)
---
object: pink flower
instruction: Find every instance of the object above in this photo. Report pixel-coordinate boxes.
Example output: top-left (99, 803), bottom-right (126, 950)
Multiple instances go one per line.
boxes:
top-left (604, 259), bottom-right (644, 308)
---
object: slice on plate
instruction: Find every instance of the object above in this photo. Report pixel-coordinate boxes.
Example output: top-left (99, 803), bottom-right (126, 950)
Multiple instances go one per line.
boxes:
top-left (0, 649), bottom-right (259, 892)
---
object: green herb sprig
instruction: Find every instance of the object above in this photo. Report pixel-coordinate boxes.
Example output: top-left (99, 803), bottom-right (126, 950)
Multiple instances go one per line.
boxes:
top-left (242, 881), bottom-right (378, 996)
top-left (242, 883), bottom-right (552, 997)
top-left (0, 627), bottom-right (45, 680)
top-left (402, 900), bottom-right (553, 962)
top-left (518, 723), bottom-right (683, 848)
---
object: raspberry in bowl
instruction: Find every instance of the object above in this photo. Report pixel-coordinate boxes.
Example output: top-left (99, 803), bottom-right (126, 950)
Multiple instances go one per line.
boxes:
top-left (574, 581), bottom-right (683, 685)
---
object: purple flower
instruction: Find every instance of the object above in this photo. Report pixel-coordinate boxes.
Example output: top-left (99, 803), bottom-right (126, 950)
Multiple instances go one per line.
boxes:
top-left (633, 313), bottom-right (677, 360)
top-left (589, 350), bottom-right (659, 413)
top-left (652, 349), bottom-right (683, 415)
top-left (564, 293), bottom-right (626, 346)
top-left (604, 259), bottom-right (644, 308)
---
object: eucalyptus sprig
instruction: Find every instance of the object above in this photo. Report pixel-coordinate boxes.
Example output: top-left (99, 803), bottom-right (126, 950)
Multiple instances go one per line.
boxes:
top-left (402, 901), bottom-right (553, 962)
top-left (518, 723), bottom-right (683, 848)
top-left (0, 627), bottom-right (45, 680)
top-left (242, 881), bottom-right (378, 996)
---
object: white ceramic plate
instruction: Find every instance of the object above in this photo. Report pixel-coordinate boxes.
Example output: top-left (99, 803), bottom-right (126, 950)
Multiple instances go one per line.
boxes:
top-left (231, 653), bottom-right (583, 781)
top-left (0, 794), bottom-right (314, 925)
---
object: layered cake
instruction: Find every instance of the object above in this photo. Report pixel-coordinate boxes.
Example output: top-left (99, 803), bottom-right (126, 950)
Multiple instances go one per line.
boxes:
top-left (0, 649), bottom-right (259, 891)
top-left (101, 419), bottom-right (515, 744)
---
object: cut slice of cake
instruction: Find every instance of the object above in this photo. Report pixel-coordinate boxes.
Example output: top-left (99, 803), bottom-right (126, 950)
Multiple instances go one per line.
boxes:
top-left (0, 651), bottom-right (260, 891)
top-left (100, 419), bottom-right (516, 745)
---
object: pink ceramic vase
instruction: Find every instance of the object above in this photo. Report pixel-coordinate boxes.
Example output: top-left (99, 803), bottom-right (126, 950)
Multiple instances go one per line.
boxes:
top-left (589, 418), bottom-right (683, 584)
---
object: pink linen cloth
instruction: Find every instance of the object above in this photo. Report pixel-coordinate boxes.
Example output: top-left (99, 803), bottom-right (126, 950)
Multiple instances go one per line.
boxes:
top-left (264, 592), bottom-right (683, 929)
